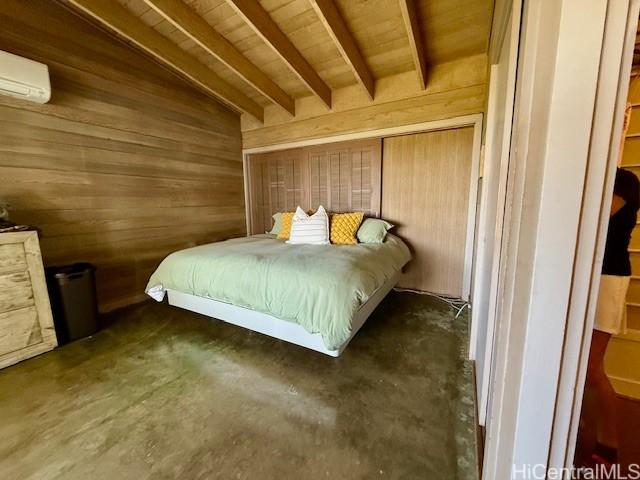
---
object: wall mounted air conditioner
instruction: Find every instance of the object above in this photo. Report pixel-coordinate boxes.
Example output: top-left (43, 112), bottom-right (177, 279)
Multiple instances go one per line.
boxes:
top-left (0, 50), bottom-right (50, 103)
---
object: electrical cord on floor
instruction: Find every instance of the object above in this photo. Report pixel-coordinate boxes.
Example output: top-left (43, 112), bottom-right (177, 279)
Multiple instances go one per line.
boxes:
top-left (393, 287), bottom-right (470, 319)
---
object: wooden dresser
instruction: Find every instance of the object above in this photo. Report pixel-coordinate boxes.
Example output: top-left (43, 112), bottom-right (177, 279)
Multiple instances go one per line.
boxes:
top-left (0, 231), bottom-right (57, 369)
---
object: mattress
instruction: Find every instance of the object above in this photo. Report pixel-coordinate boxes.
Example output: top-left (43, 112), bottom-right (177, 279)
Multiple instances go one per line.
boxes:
top-left (146, 234), bottom-right (411, 350)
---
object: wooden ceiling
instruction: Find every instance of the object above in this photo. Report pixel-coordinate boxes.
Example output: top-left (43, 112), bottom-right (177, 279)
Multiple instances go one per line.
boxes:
top-left (63, 0), bottom-right (494, 121)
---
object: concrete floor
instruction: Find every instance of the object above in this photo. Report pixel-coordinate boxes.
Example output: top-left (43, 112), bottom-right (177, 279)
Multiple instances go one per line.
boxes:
top-left (0, 291), bottom-right (476, 480)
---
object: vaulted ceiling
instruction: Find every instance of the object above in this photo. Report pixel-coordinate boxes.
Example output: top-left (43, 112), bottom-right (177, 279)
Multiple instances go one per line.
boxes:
top-left (63, 0), bottom-right (494, 122)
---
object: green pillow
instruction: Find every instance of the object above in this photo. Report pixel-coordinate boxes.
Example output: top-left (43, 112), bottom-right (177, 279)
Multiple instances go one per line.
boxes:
top-left (356, 218), bottom-right (394, 243)
top-left (267, 212), bottom-right (283, 235)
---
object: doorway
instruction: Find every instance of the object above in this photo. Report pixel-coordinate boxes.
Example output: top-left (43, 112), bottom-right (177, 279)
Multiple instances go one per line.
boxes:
top-left (574, 65), bottom-right (640, 472)
top-left (478, 0), bottom-right (640, 477)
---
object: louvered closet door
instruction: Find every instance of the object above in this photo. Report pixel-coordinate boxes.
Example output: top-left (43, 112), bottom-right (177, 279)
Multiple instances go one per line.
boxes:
top-left (307, 139), bottom-right (381, 215)
top-left (382, 128), bottom-right (474, 297)
top-left (248, 155), bottom-right (269, 235)
top-left (248, 148), bottom-right (305, 234)
top-left (247, 139), bottom-right (381, 234)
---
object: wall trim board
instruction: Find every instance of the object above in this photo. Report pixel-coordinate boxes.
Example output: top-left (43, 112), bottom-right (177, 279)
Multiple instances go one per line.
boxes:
top-left (242, 113), bottom-right (483, 300)
top-left (242, 114), bottom-right (482, 154)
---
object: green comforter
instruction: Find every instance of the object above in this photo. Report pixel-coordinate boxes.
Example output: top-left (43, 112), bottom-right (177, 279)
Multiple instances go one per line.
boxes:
top-left (146, 234), bottom-right (411, 350)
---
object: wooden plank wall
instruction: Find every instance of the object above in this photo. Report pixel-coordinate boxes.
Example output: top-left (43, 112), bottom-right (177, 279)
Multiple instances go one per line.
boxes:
top-left (241, 54), bottom-right (487, 149)
top-left (0, 0), bottom-right (245, 312)
top-left (247, 139), bottom-right (381, 234)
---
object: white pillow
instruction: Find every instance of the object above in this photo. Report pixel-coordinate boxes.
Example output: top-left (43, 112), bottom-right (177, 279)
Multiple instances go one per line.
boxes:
top-left (286, 206), bottom-right (330, 245)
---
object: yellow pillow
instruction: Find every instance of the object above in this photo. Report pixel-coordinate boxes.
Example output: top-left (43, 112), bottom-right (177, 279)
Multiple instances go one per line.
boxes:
top-left (277, 212), bottom-right (295, 240)
top-left (330, 212), bottom-right (364, 245)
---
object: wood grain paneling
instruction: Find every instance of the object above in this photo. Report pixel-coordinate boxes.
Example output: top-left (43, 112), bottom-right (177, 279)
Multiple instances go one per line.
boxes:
top-left (243, 84), bottom-right (485, 149)
top-left (0, 244), bottom-right (27, 276)
top-left (247, 139), bottom-right (381, 234)
top-left (248, 147), bottom-right (305, 235)
top-left (399, 0), bottom-right (428, 90)
top-left (0, 307), bottom-right (42, 356)
top-left (143, 0), bottom-right (295, 114)
top-left (241, 54), bottom-right (487, 148)
top-left (307, 139), bottom-right (381, 215)
top-left (382, 128), bottom-right (474, 296)
top-left (0, 272), bottom-right (34, 313)
top-left (110, 0), bottom-right (492, 104)
top-left (64, 0), bottom-right (264, 120)
top-left (226, 0), bottom-right (332, 108)
top-left (309, 0), bottom-right (375, 99)
top-left (0, 0), bottom-right (245, 312)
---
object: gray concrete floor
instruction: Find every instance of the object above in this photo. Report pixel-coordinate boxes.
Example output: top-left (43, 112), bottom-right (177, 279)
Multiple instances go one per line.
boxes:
top-left (0, 291), bottom-right (476, 480)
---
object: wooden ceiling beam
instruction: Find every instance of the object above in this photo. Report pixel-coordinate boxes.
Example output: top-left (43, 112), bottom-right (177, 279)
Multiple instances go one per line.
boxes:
top-left (65, 0), bottom-right (264, 121)
top-left (309, 0), bottom-right (375, 100)
top-left (226, 0), bottom-right (332, 109)
top-left (143, 0), bottom-right (294, 116)
top-left (399, 0), bottom-right (427, 90)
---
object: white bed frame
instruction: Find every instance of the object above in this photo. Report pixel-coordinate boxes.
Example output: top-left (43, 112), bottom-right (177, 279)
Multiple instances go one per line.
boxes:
top-left (166, 272), bottom-right (399, 357)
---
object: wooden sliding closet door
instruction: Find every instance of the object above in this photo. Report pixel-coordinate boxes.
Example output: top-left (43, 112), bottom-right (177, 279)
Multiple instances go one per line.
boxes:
top-left (382, 128), bottom-right (474, 297)
top-left (247, 139), bottom-right (381, 234)
top-left (307, 139), bottom-right (381, 215)
top-left (248, 148), bottom-right (307, 234)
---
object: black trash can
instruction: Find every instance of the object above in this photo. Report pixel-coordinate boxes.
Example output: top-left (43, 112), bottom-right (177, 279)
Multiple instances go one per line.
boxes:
top-left (46, 263), bottom-right (99, 345)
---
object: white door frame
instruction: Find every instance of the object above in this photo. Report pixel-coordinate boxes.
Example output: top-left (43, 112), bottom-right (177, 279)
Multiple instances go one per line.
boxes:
top-left (549, 0), bottom-right (640, 468)
top-left (242, 114), bottom-right (483, 301)
top-left (469, 0), bottom-right (521, 427)
top-left (481, 0), bottom-right (615, 477)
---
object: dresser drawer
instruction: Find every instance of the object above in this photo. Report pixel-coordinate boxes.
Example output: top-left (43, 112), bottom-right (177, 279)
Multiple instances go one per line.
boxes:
top-left (0, 306), bottom-right (42, 355)
top-left (0, 243), bottom-right (27, 275)
top-left (0, 271), bottom-right (34, 313)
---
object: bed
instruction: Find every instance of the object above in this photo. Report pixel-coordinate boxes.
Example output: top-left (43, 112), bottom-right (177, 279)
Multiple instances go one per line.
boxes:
top-left (146, 234), bottom-right (411, 356)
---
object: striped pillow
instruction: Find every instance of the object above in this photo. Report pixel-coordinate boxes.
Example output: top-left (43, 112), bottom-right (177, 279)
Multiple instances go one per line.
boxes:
top-left (286, 206), bottom-right (330, 245)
